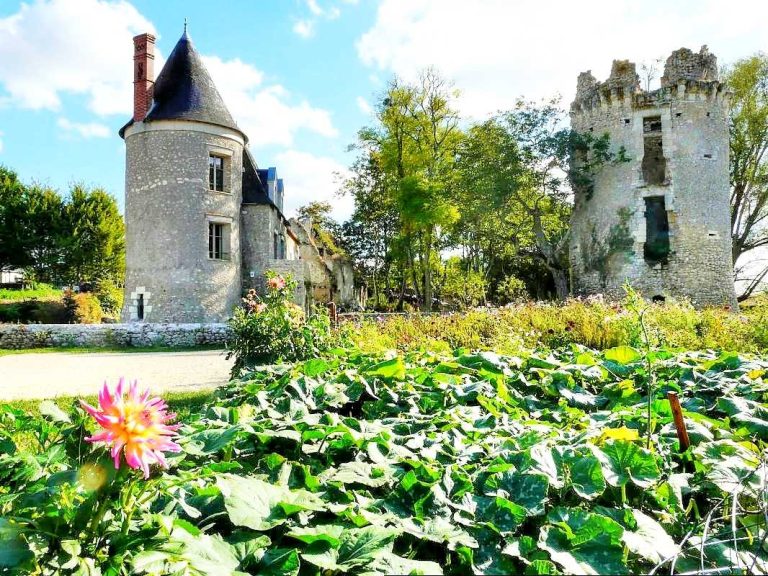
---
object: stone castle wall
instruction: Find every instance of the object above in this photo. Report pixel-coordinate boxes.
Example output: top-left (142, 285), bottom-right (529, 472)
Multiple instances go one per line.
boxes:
top-left (0, 323), bottom-right (230, 350)
top-left (569, 47), bottom-right (737, 308)
top-left (122, 121), bottom-right (245, 322)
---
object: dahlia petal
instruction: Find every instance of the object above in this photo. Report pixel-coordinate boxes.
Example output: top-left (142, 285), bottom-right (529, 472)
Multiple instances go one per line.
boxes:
top-left (81, 379), bottom-right (179, 479)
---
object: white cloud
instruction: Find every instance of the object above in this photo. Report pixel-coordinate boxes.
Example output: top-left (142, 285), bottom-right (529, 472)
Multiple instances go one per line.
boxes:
top-left (293, 20), bottom-right (314, 38)
top-left (203, 57), bottom-right (338, 148)
top-left (0, 0), bottom-right (156, 116)
top-left (57, 117), bottom-right (110, 138)
top-left (357, 0), bottom-right (768, 119)
top-left (356, 96), bottom-right (373, 115)
top-left (294, 1), bottom-right (343, 37)
top-left (307, 0), bottom-right (323, 16)
top-left (273, 150), bottom-right (353, 221)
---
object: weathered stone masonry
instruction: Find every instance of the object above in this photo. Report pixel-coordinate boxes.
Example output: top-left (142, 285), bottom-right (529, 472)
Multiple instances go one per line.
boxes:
top-left (119, 29), bottom-right (359, 324)
top-left (569, 47), bottom-right (738, 308)
top-left (0, 323), bottom-right (231, 350)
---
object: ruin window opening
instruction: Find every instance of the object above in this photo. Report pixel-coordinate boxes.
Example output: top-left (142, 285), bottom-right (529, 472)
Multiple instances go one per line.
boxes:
top-left (652, 294), bottom-right (666, 303)
top-left (644, 196), bottom-right (670, 264)
top-left (208, 155), bottom-right (224, 192)
top-left (137, 294), bottom-right (144, 320)
top-left (642, 116), bottom-right (666, 185)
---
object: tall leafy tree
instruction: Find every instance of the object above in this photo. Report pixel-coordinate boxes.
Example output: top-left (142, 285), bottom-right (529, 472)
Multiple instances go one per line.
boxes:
top-left (725, 54), bottom-right (768, 299)
top-left (0, 166), bottom-right (32, 273)
top-left (340, 153), bottom-right (399, 307)
top-left (63, 185), bottom-right (125, 286)
top-left (25, 185), bottom-right (66, 284)
top-left (355, 70), bottom-right (461, 310)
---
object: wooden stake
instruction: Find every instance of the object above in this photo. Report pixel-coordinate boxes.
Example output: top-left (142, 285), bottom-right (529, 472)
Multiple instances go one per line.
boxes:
top-left (667, 391), bottom-right (691, 452)
top-left (327, 302), bottom-right (338, 328)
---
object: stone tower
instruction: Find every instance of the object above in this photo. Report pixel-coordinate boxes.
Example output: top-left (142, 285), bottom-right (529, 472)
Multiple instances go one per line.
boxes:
top-left (569, 46), bottom-right (737, 308)
top-left (120, 30), bottom-right (247, 322)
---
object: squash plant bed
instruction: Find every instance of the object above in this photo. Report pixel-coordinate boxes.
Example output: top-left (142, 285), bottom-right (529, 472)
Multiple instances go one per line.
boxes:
top-left (1, 345), bottom-right (767, 575)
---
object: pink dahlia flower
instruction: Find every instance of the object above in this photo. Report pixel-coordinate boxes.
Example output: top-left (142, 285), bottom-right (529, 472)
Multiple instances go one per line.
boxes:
top-left (267, 276), bottom-right (286, 291)
top-left (80, 378), bottom-right (181, 478)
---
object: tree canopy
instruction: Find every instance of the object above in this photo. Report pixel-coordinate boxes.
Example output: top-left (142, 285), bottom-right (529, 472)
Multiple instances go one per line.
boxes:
top-left (0, 166), bottom-right (124, 287)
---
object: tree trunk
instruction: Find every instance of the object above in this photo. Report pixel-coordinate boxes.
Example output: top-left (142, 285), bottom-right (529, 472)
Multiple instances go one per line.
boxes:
top-left (423, 228), bottom-right (433, 312)
top-left (551, 268), bottom-right (569, 301)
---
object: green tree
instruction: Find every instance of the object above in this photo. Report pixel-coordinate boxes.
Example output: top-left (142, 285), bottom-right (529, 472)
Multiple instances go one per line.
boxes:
top-left (25, 185), bottom-right (66, 284)
top-left (725, 54), bottom-right (768, 299)
top-left (0, 166), bottom-right (32, 274)
top-left (340, 153), bottom-right (400, 308)
top-left (355, 70), bottom-right (462, 310)
top-left (295, 201), bottom-right (344, 254)
top-left (63, 185), bottom-right (125, 286)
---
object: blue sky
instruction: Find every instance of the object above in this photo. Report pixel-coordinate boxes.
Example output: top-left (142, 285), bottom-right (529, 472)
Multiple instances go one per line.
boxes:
top-left (1, 0), bottom-right (768, 221)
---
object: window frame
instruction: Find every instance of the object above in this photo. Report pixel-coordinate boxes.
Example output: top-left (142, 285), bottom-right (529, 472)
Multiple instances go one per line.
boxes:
top-left (208, 154), bottom-right (225, 192)
top-left (208, 221), bottom-right (230, 261)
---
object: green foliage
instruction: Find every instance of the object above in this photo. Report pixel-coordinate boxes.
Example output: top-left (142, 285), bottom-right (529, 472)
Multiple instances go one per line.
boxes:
top-left (93, 280), bottom-right (123, 317)
top-left (342, 295), bottom-right (768, 354)
top-left (0, 166), bottom-right (124, 288)
top-left (725, 53), bottom-right (768, 297)
top-left (63, 185), bottom-right (125, 286)
top-left (582, 207), bottom-right (635, 285)
top-left (227, 272), bottom-right (332, 377)
top-left (0, 284), bottom-right (60, 302)
top-left (2, 342), bottom-right (768, 574)
top-left (495, 275), bottom-right (528, 304)
top-left (438, 257), bottom-right (487, 308)
top-left (63, 289), bottom-right (103, 324)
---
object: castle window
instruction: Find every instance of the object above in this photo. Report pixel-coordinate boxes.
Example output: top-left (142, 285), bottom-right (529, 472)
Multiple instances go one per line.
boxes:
top-left (644, 196), bottom-right (670, 264)
top-left (137, 293), bottom-right (144, 320)
top-left (273, 231), bottom-right (279, 259)
top-left (642, 116), bottom-right (666, 185)
top-left (208, 222), bottom-right (230, 260)
top-left (209, 155), bottom-right (224, 192)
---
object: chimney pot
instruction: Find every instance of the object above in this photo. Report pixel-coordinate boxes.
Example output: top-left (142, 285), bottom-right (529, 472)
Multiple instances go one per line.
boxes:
top-left (133, 33), bottom-right (156, 123)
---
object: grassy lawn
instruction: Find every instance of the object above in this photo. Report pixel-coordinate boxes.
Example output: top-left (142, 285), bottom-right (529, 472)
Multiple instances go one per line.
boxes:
top-left (3, 389), bottom-right (215, 419)
top-left (0, 344), bottom-right (226, 357)
top-left (0, 285), bottom-right (61, 302)
top-left (3, 389), bottom-right (216, 453)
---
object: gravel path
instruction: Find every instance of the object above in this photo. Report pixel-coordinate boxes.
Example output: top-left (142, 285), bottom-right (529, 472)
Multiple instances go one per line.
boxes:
top-left (0, 349), bottom-right (234, 401)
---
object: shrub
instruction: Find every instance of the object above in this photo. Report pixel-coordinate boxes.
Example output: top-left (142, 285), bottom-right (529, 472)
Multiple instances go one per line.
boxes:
top-left (93, 280), bottom-right (123, 316)
top-left (495, 275), bottom-right (528, 304)
top-left (63, 289), bottom-right (103, 324)
top-left (340, 293), bottom-right (768, 354)
top-left (227, 272), bottom-right (331, 377)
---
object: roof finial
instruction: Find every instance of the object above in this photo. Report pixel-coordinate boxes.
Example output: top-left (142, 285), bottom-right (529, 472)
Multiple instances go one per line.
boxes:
top-left (184, 18), bottom-right (187, 34)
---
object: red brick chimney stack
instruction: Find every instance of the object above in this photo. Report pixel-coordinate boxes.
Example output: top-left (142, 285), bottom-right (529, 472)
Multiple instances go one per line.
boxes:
top-left (132, 33), bottom-right (156, 122)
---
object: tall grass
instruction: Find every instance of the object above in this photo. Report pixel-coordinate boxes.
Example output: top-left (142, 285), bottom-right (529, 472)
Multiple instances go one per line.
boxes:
top-left (341, 295), bottom-right (768, 354)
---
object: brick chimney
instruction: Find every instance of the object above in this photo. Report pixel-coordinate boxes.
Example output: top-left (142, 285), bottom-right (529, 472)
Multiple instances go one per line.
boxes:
top-left (132, 33), bottom-right (156, 122)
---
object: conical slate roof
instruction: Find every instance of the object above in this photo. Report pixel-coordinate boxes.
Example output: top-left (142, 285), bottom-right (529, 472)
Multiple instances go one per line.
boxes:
top-left (120, 31), bottom-right (245, 140)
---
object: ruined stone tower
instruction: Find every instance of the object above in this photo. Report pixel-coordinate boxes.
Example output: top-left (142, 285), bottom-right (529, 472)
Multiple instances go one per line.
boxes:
top-left (569, 46), bottom-right (738, 308)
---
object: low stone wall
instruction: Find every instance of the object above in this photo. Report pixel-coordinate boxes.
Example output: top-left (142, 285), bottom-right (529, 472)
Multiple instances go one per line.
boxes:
top-left (0, 323), bottom-right (232, 350)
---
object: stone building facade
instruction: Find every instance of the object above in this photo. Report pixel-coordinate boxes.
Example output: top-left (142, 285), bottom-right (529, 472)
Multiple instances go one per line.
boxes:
top-left (120, 30), bottom-right (357, 323)
top-left (569, 46), bottom-right (737, 308)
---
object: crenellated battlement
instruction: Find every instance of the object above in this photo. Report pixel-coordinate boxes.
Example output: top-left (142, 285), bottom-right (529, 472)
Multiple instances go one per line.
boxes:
top-left (571, 46), bottom-right (727, 116)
